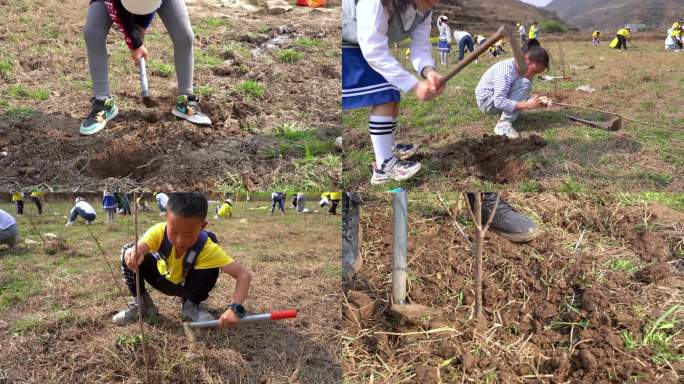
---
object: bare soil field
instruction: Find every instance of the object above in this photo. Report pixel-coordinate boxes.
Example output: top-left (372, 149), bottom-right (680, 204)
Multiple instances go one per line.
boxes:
top-left (342, 192), bottom-right (683, 383)
top-left (0, 0), bottom-right (341, 191)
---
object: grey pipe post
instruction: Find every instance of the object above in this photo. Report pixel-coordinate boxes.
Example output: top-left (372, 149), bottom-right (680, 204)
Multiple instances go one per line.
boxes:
top-left (392, 190), bottom-right (408, 305)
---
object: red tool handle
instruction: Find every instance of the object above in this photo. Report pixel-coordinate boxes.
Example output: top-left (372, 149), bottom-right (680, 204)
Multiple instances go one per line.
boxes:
top-left (270, 309), bottom-right (298, 320)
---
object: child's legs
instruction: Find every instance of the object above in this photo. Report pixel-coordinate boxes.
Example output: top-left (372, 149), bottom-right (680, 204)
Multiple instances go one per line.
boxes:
top-left (31, 196), bottom-right (42, 215)
top-left (278, 198), bottom-right (285, 212)
top-left (16, 201), bottom-right (23, 215)
top-left (157, 0), bottom-right (194, 96)
top-left (458, 39), bottom-right (467, 61)
top-left (68, 207), bottom-right (79, 222)
top-left (183, 268), bottom-right (220, 303)
top-left (329, 199), bottom-right (339, 214)
top-left (369, 102), bottom-right (399, 166)
top-left (0, 224), bottom-right (18, 247)
top-left (120, 252), bottom-right (182, 297)
top-left (83, 1), bottom-right (113, 99)
top-left (500, 77), bottom-right (531, 123)
top-left (271, 199), bottom-right (276, 214)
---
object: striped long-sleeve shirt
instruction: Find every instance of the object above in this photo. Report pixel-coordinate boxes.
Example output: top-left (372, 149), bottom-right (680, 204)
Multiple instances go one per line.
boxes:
top-left (475, 58), bottom-right (521, 114)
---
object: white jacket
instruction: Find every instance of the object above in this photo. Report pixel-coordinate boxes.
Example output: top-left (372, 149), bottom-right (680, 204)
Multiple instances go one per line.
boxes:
top-left (342, 0), bottom-right (435, 92)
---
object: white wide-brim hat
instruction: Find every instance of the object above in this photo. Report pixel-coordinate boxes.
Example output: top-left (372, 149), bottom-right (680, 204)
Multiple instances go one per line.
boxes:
top-left (121, 0), bottom-right (162, 15)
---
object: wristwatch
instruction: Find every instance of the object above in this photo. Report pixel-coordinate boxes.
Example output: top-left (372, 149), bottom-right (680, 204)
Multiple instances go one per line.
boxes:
top-left (228, 303), bottom-right (245, 318)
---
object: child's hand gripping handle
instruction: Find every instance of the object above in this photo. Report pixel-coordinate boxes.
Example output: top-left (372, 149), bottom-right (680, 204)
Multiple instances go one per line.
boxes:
top-left (187, 309), bottom-right (298, 328)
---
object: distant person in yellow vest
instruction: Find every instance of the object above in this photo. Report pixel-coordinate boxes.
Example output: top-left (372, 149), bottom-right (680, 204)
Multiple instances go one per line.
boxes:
top-left (665, 25), bottom-right (683, 50)
top-left (30, 190), bottom-right (45, 215)
top-left (12, 192), bottom-right (23, 215)
top-left (613, 27), bottom-right (631, 50)
top-left (216, 199), bottom-right (233, 219)
top-left (528, 21), bottom-right (539, 41)
top-left (592, 30), bottom-right (601, 46)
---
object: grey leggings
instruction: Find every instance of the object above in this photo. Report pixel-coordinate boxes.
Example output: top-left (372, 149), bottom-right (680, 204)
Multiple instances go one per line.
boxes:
top-left (84, 0), bottom-right (195, 98)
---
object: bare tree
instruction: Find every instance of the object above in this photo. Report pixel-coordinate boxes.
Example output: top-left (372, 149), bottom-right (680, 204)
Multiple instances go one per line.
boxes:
top-left (437, 192), bottom-right (500, 322)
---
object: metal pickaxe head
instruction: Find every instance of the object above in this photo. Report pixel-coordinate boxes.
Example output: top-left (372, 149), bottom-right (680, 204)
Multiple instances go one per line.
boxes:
top-left (566, 115), bottom-right (622, 131)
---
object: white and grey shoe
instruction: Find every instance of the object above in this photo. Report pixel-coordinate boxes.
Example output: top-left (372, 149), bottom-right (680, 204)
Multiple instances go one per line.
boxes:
top-left (371, 157), bottom-right (421, 185)
top-left (392, 143), bottom-right (419, 160)
top-left (494, 121), bottom-right (520, 139)
top-left (65, 221), bottom-right (75, 227)
top-left (182, 299), bottom-right (215, 322)
top-left (172, 95), bottom-right (212, 126)
top-left (112, 292), bottom-right (158, 326)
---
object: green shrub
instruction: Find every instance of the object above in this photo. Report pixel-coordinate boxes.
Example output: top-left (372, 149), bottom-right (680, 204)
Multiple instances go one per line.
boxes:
top-left (540, 20), bottom-right (567, 34)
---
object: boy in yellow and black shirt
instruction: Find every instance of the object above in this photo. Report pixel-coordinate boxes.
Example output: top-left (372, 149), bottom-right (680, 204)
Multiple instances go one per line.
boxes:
top-left (113, 192), bottom-right (251, 326)
top-left (321, 192), bottom-right (342, 215)
top-left (592, 30), bottom-right (601, 46)
top-left (30, 190), bottom-right (45, 215)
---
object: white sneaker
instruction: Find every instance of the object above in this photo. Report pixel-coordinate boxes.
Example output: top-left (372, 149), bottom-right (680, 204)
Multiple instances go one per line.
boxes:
top-left (65, 221), bottom-right (75, 227)
top-left (371, 157), bottom-right (421, 185)
top-left (494, 121), bottom-right (520, 139)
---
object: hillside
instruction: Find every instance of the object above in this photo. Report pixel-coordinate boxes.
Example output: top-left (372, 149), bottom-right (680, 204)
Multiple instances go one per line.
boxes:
top-left (546, 0), bottom-right (684, 30)
top-left (433, 0), bottom-right (567, 33)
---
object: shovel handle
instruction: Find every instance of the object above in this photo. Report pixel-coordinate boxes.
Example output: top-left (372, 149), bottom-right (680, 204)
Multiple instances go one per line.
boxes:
top-left (138, 57), bottom-right (150, 98)
top-left (186, 309), bottom-right (298, 329)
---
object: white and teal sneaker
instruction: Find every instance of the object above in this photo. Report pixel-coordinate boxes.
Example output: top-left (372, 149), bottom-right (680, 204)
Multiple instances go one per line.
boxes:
top-left (172, 95), bottom-right (212, 126)
top-left (79, 97), bottom-right (118, 135)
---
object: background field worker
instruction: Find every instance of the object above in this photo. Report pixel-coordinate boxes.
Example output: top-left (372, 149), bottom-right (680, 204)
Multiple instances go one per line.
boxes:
top-left (611, 27), bottom-right (631, 50)
top-left (66, 197), bottom-right (97, 226)
top-left (665, 26), bottom-right (683, 50)
top-left (11, 192), bottom-right (23, 215)
top-left (453, 29), bottom-right (475, 62)
top-left (436, 15), bottom-right (452, 66)
top-left (517, 23), bottom-right (527, 46)
top-left (30, 190), bottom-right (45, 215)
top-left (0, 209), bottom-right (18, 249)
top-left (216, 199), bottom-right (233, 219)
top-left (156, 192), bottom-right (169, 214)
top-left (103, 190), bottom-right (117, 223)
top-left (295, 192), bottom-right (306, 213)
top-left (136, 196), bottom-right (150, 212)
top-left (270, 192), bottom-right (286, 215)
top-left (528, 21), bottom-right (539, 41)
top-left (321, 192), bottom-right (342, 215)
top-left (592, 30), bottom-right (601, 46)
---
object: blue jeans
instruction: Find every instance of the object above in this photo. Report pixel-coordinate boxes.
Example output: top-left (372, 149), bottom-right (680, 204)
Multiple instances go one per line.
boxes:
top-left (69, 207), bottom-right (96, 223)
top-left (476, 77), bottom-right (531, 123)
top-left (458, 35), bottom-right (475, 61)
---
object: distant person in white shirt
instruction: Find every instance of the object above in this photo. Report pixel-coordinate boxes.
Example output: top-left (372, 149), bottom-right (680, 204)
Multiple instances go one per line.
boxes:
top-left (453, 28), bottom-right (475, 62)
top-left (436, 15), bottom-right (452, 66)
top-left (517, 23), bottom-right (527, 46)
top-left (155, 192), bottom-right (169, 214)
top-left (66, 197), bottom-right (97, 226)
top-left (0, 209), bottom-right (18, 248)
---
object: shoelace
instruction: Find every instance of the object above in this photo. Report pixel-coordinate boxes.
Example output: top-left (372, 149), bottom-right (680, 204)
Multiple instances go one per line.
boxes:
top-left (88, 99), bottom-right (106, 119)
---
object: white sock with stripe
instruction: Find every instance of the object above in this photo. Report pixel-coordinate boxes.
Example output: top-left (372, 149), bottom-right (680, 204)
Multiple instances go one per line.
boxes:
top-left (369, 115), bottom-right (396, 170)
